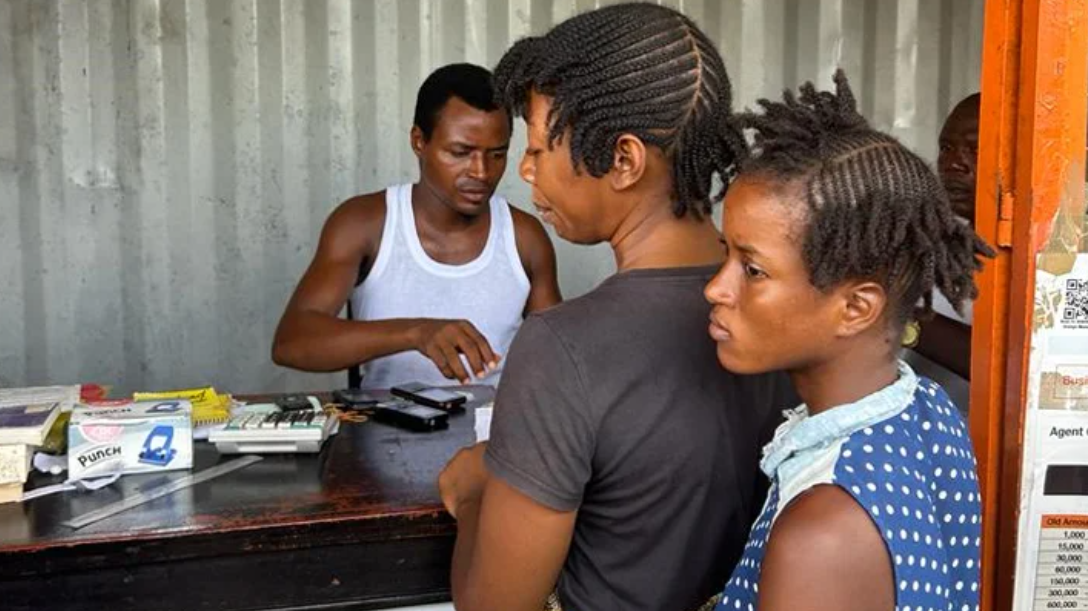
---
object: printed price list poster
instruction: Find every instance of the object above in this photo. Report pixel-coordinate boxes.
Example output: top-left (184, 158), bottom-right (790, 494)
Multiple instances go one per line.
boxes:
top-left (1036, 515), bottom-right (1088, 610)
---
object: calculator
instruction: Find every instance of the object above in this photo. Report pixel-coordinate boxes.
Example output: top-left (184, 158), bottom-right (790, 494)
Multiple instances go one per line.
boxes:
top-left (208, 396), bottom-right (338, 454)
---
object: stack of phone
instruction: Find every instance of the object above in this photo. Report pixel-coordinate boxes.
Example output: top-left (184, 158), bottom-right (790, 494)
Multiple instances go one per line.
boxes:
top-left (333, 383), bottom-right (467, 433)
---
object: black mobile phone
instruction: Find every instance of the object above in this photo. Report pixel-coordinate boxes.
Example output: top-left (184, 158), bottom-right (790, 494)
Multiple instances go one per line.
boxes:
top-left (275, 395), bottom-right (316, 412)
top-left (333, 388), bottom-right (383, 409)
top-left (390, 382), bottom-right (467, 412)
top-left (371, 402), bottom-right (449, 432)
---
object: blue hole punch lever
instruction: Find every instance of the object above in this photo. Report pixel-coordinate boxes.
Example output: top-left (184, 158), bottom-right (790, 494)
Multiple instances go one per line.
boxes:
top-left (139, 424), bottom-right (177, 467)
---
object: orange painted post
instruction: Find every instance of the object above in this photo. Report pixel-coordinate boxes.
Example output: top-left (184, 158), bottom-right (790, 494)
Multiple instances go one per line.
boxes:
top-left (970, 2), bottom-right (1019, 610)
top-left (971, 1), bottom-right (1088, 610)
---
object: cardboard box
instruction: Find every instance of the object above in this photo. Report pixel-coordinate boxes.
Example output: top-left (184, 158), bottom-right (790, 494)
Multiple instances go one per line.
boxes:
top-left (68, 400), bottom-right (193, 480)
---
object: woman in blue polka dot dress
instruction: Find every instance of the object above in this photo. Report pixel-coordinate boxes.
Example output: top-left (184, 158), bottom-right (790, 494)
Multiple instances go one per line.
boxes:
top-left (703, 71), bottom-right (994, 611)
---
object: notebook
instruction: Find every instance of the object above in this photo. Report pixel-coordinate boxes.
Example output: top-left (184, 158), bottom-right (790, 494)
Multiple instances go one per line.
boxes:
top-left (0, 482), bottom-right (22, 505)
top-left (134, 387), bottom-right (232, 426)
top-left (0, 385), bottom-right (80, 412)
top-left (0, 443), bottom-right (32, 485)
top-left (0, 403), bottom-right (61, 446)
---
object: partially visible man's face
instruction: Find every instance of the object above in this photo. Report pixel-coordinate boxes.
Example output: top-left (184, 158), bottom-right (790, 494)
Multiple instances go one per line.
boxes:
top-left (938, 95), bottom-right (981, 224)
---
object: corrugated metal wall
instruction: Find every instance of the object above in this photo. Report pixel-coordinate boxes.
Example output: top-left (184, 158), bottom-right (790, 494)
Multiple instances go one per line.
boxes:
top-left (0, 0), bottom-right (985, 394)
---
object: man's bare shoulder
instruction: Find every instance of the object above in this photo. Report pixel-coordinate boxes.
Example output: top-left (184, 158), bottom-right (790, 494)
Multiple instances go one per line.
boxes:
top-left (508, 205), bottom-right (552, 254)
top-left (328, 191), bottom-right (387, 232)
top-left (508, 204), bottom-right (546, 233)
top-left (316, 191), bottom-right (389, 261)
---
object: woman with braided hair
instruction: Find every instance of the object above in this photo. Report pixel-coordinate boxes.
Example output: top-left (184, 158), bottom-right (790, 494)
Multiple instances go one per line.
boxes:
top-left (438, 4), bottom-right (796, 611)
top-left (705, 71), bottom-right (992, 611)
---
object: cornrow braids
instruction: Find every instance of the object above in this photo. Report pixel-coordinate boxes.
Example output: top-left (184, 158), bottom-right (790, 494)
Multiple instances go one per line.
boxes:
top-left (493, 2), bottom-right (745, 218)
top-left (735, 70), bottom-right (995, 325)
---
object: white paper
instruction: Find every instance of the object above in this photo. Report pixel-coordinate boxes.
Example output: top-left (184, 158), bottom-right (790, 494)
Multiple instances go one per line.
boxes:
top-left (1013, 409), bottom-right (1088, 611)
top-left (21, 473), bottom-right (121, 502)
top-left (474, 405), bottom-right (493, 443)
top-left (1013, 254), bottom-right (1088, 611)
top-left (33, 452), bottom-right (67, 475)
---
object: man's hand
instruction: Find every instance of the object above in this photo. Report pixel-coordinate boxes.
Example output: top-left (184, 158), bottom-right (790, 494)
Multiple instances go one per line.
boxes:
top-left (412, 320), bottom-right (500, 384)
top-left (439, 442), bottom-right (489, 519)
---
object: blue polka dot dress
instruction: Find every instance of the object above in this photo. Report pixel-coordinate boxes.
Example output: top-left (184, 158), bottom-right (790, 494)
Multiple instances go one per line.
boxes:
top-left (715, 362), bottom-right (981, 611)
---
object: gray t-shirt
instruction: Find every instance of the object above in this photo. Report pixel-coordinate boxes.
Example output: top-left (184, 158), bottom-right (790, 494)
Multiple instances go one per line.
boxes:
top-left (486, 266), bottom-right (796, 611)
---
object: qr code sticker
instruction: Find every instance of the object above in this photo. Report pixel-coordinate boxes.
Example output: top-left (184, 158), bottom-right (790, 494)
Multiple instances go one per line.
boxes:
top-left (1062, 278), bottom-right (1088, 325)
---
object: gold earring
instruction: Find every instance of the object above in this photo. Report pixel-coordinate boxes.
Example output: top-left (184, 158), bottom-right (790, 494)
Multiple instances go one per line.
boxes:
top-left (901, 320), bottom-right (921, 348)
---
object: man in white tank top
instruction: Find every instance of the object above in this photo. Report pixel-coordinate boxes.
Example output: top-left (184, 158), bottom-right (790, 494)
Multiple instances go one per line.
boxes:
top-left (272, 64), bottom-right (561, 389)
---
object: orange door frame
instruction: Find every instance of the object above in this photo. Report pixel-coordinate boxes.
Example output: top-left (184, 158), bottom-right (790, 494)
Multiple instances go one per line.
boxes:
top-left (972, 1), bottom-right (1087, 610)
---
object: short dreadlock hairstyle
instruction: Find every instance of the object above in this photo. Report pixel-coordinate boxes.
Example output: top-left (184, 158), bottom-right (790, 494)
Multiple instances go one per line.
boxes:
top-left (493, 2), bottom-right (744, 218)
top-left (735, 70), bottom-right (995, 327)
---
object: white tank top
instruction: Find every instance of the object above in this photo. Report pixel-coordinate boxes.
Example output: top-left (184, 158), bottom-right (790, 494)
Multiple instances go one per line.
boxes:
top-left (350, 183), bottom-right (531, 389)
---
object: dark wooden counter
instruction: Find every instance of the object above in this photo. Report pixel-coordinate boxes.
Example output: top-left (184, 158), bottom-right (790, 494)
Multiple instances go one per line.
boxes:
top-left (0, 387), bottom-right (492, 611)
